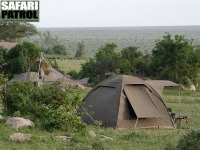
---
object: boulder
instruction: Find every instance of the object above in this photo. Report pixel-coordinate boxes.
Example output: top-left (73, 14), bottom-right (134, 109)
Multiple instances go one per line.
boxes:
top-left (6, 117), bottom-right (34, 130)
top-left (10, 133), bottom-right (31, 142)
top-left (74, 84), bottom-right (85, 90)
top-left (89, 130), bottom-right (96, 137)
top-left (181, 84), bottom-right (196, 91)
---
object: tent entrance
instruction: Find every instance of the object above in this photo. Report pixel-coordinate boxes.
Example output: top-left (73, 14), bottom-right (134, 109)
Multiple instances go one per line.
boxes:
top-left (124, 85), bottom-right (161, 118)
top-left (126, 98), bottom-right (137, 119)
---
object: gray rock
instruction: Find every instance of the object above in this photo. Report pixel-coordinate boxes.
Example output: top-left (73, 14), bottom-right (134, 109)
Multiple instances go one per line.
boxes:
top-left (89, 130), bottom-right (96, 137)
top-left (180, 84), bottom-right (196, 91)
top-left (75, 84), bottom-right (85, 90)
top-left (6, 117), bottom-right (34, 130)
top-left (10, 133), bottom-right (31, 142)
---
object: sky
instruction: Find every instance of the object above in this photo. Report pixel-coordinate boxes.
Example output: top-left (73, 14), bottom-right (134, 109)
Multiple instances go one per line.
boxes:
top-left (33, 0), bottom-right (200, 28)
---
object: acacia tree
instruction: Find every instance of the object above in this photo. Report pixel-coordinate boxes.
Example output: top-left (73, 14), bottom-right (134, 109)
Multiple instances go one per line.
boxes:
top-left (150, 33), bottom-right (200, 85)
top-left (0, 21), bottom-right (37, 42)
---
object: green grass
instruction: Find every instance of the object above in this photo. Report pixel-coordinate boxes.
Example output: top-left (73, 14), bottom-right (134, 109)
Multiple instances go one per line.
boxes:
top-left (43, 55), bottom-right (87, 74)
top-left (0, 88), bottom-right (200, 149)
top-left (56, 59), bottom-right (86, 74)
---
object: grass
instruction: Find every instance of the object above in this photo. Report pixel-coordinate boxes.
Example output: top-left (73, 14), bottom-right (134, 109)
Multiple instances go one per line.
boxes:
top-left (44, 54), bottom-right (87, 74)
top-left (0, 88), bottom-right (199, 149)
top-left (56, 59), bottom-right (86, 74)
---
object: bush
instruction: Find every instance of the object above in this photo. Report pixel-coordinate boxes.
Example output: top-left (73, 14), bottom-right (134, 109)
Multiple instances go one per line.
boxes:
top-left (176, 130), bottom-right (200, 150)
top-left (165, 130), bottom-right (200, 150)
top-left (3, 81), bottom-right (87, 132)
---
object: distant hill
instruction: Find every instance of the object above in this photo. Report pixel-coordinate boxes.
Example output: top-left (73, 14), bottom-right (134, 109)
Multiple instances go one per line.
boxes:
top-left (38, 26), bottom-right (200, 57)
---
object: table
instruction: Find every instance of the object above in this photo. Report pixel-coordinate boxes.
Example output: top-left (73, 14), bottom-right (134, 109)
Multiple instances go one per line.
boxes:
top-left (175, 116), bottom-right (191, 129)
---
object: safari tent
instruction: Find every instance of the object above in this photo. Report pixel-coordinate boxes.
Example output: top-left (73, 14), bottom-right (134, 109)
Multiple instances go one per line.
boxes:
top-left (81, 75), bottom-right (178, 129)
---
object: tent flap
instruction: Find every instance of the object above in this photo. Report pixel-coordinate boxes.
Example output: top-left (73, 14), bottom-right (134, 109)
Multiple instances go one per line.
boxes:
top-left (124, 85), bottom-right (161, 118)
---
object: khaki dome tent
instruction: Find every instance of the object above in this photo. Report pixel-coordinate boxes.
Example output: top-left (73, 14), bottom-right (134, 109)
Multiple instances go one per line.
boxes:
top-left (81, 75), bottom-right (178, 129)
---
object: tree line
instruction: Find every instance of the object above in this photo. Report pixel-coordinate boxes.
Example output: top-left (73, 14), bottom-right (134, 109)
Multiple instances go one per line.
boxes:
top-left (1, 21), bottom-right (200, 86)
top-left (74, 33), bottom-right (200, 86)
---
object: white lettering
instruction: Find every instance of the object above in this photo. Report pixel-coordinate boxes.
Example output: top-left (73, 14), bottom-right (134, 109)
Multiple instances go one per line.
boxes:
top-left (34, 2), bottom-right (38, 10)
top-left (1, 2), bottom-right (8, 10)
top-left (1, 1), bottom-right (39, 11)
top-left (9, 2), bottom-right (16, 10)
top-left (15, 2), bottom-right (21, 10)
top-left (20, 2), bottom-right (27, 10)
top-left (27, 2), bottom-right (34, 10)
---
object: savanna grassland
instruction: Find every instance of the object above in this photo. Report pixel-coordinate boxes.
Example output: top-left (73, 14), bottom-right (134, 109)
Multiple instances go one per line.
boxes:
top-left (0, 88), bottom-right (200, 150)
top-left (38, 26), bottom-right (200, 57)
top-left (1, 26), bottom-right (200, 149)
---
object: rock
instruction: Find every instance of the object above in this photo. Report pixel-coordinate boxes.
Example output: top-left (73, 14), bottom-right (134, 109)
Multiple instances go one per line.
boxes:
top-left (6, 117), bottom-right (34, 130)
top-left (55, 136), bottom-right (72, 141)
top-left (75, 84), bottom-right (85, 90)
top-left (181, 84), bottom-right (196, 91)
top-left (0, 115), bottom-right (3, 120)
top-left (10, 133), bottom-right (31, 142)
top-left (100, 135), bottom-right (113, 141)
top-left (89, 130), bottom-right (96, 137)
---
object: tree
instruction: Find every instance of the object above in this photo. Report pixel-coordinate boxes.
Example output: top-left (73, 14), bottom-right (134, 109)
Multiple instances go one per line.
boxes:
top-left (75, 41), bottom-right (85, 58)
top-left (150, 33), bottom-right (200, 85)
top-left (120, 46), bottom-right (145, 75)
top-left (52, 44), bottom-right (67, 55)
top-left (36, 31), bottom-right (59, 50)
top-left (80, 43), bottom-right (121, 84)
top-left (0, 21), bottom-right (37, 42)
top-left (0, 46), bottom-right (6, 65)
top-left (5, 42), bottom-right (40, 76)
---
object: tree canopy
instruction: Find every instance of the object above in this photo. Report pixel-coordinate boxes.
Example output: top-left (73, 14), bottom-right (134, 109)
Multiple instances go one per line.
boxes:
top-left (5, 42), bottom-right (40, 77)
top-left (79, 43), bottom-right (146, 84)
top-left (75, 41), bottom-right (85, 58)
top-left (150, 33), bottom-right (200, 85)
top-left (0, 21), bottom-right (37, 42)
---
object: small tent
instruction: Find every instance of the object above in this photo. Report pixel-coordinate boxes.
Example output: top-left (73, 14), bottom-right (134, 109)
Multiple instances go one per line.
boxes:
top-left (81, 75), bottom-right (178, 129)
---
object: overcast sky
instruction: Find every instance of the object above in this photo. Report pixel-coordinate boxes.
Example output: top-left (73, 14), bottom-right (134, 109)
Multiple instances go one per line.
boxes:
top-left (33, 0), bottom-right (200, 28)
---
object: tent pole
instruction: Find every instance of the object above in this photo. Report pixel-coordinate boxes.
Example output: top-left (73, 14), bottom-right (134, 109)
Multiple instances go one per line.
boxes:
top-left (81, 106), bottom-right (95, 122)
top-left (134, 118), bottom-right (138, 130)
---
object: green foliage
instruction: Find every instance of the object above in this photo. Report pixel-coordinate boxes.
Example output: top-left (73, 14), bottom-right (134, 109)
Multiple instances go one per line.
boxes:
top-left (120, 46), bottom-right (146, 75)
top-left (75, 41), bottom-right (85, 58)
top-left (150, 33), bottom-right (200, 85)
top-left (177, 130), bottom-right (200, 150)
top-left (68, 70), bottom-right (81, 79)
top-left (79, 43), bottom-right (147, 84)
top-left (165, 130), bottom-right (200, 150)
top-left (0, 21), bottom-right (37, 42)
top-left (3, 82), bottom-right (87, 132)
top-left (0, 46), bottom-right (6, 65)
top-left (50, 59), bottom-right (59, 70)
top-left (5, 42), bottom-right (40, 77)
top-left (80, 43), bottom-right (121, 84)
top-left (52, 44), bottom-right (67, 55)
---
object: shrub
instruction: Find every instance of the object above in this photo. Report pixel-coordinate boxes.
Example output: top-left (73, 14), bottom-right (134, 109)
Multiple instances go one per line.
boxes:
top-left (176, 130), bottom-right (200, 150)
top-left (3, 81), bottom-right (87, 132)
top-left (165, 130), bottom-right (200, 150)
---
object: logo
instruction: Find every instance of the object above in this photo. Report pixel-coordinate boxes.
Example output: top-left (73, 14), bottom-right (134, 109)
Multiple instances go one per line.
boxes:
top-left (0, 0), bottom-right (39, 22)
